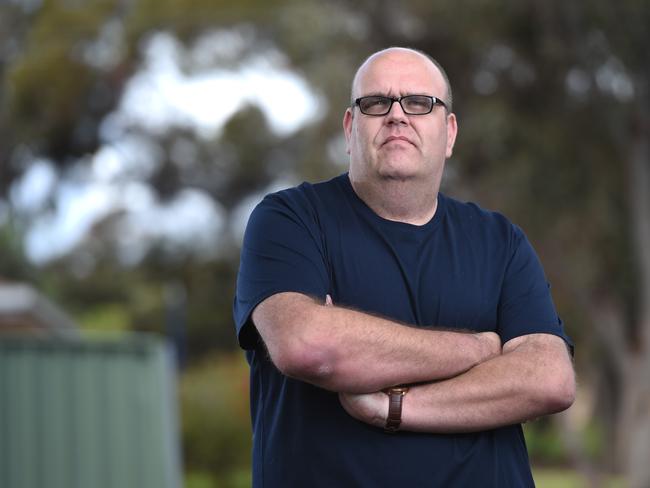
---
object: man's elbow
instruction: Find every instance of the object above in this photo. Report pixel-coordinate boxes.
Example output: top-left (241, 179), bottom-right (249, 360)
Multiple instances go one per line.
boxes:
top-left (270, 336), bottom-right (338, 386)
top-left (253, 293), bottom-right (339, 386)
top-left (538, 370), bottom-right (576, 413)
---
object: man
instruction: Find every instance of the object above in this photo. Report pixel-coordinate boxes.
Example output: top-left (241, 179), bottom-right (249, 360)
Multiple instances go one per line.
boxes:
top-left (233, 47), bottom-right (575, 487)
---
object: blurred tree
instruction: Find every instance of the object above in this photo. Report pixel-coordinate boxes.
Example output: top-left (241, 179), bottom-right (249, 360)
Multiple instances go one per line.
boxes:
top-left (0, 213), bottom-right (34, 282)
top-left (179, 352), bottom-right (251, 486)
top-left (1, 0), bottom-right (649, 483)
top-left (443, 3), bottom-right (650, 485)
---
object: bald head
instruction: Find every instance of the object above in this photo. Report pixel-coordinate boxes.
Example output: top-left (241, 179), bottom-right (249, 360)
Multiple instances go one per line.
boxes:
top-left (350, 47), bottom-right (453, 112)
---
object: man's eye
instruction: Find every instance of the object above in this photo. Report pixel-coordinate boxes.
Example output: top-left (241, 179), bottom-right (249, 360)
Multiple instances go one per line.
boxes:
top-left (367, 98), bottom-right (389, 107)
top-left (404, 97), bottom-right (429, 109)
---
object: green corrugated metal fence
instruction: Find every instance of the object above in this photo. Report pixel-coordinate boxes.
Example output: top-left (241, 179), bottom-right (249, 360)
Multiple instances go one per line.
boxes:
top-left (0, 334), bottom-right (182, 488)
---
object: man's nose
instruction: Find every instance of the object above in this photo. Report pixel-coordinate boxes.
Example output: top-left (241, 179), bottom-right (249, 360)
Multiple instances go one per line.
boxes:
top-left (385, 99), bottom-right (409, 124)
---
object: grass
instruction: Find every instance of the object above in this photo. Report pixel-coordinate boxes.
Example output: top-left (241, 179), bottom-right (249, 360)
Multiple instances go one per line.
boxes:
top-left (533, 467), bottom-right (626, 488)
top-left (186, 466), bottom-right (626, 487)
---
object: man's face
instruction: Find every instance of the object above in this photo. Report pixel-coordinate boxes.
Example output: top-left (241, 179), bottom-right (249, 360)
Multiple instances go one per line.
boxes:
top-left (343, 50), bottom-right (457, 185)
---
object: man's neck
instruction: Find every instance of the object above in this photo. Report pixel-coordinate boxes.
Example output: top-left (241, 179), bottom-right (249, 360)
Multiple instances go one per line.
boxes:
top-left (349, 176), bottom-right (439, 226)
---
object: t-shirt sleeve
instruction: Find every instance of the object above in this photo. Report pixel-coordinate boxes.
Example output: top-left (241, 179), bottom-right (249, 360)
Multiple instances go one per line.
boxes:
top-left (497, 225), bottom-right (574, 353)
top-left (233, 191), bottom-right (330, 350)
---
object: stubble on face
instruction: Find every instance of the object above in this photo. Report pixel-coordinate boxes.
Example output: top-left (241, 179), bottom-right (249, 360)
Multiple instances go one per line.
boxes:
top-left (346, 49), bottom-right (453, 185)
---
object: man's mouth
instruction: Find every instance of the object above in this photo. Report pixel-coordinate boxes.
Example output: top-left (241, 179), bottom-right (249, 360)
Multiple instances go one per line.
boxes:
top-left (382, 135), bottom-right (413, 146)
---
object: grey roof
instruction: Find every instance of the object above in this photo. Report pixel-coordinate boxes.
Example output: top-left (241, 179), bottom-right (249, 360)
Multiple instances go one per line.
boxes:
top-left (0, 282), bottom-right (78, 336)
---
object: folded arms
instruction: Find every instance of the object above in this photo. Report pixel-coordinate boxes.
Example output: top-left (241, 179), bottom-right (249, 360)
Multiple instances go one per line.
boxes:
top-left (252, 291), bottom-right (575, 433)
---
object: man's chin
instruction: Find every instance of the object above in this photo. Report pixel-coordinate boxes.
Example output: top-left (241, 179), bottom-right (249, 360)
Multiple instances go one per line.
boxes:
top-left (376, 164), bottom-right (422, 181)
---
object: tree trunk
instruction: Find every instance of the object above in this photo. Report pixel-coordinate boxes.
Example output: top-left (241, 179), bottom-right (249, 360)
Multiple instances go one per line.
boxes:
top-left (621, 90), bottom-right (650, 488)
top-left (622, 365), bottom-right (650, 488)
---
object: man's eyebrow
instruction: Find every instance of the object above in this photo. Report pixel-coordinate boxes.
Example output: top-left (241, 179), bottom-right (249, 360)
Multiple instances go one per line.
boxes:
top-left (357, 91), bottom-right (388, 97)
top-left (357, 91), bottom-right (433, 98)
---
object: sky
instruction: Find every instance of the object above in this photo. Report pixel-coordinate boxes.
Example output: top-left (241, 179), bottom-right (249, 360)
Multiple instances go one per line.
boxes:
top-left (10, 29), bottom-right (322, 265)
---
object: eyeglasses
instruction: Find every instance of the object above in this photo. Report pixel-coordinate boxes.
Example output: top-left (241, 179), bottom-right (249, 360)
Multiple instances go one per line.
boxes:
top-left (354, 95), bottom-right (447, 116)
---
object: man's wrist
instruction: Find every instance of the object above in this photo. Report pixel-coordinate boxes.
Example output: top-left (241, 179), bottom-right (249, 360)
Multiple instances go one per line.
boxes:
top-left (383, 387), bottom-right (409, 433)
top-left (475, 331), bottom-right (502, 363)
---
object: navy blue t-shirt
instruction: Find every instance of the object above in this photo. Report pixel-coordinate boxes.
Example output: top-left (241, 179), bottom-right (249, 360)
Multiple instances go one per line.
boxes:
top-left (233, 173), bottom-right (572, 487)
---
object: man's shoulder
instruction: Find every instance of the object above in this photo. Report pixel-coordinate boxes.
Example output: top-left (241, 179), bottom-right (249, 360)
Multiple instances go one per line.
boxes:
top-left (245, 174), bottom-right (348, 237)
top-left (263, 173), bottom-right (346, 204)
top-left (442, 193), bottom-right (510, 221)
top-left (255, 174), bottom-right (348, 219)
top-left (440, 193), bottom-right (521, 239)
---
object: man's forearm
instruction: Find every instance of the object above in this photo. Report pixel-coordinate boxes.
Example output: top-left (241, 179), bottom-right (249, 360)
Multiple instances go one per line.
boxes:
top-left (340, 333), bottom-right (575, 432)
top-left (400, 334), bottom-right (575, 432)
top-left (252, 292), bottom-right (501, 393)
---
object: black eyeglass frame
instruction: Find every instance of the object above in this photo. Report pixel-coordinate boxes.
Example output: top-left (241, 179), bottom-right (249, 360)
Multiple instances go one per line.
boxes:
top-left (353, 95), bottom-right (448, 116)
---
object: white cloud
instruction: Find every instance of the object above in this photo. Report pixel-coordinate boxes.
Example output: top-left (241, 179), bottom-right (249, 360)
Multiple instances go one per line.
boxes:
top-left (25, 179), bottom-right (225, 265)
top-left (125, 187), bottom-right (224, 251)
top-left (18, 28), bottom-right (321, 265)
top-left (91, 134), bottom-right (162, 182)
top-left (103, 31), bottom-right (323, 140)
top-left (25, 181), bottom-right (119, 263)
top-left (9, 159), bottom-right (57, 214)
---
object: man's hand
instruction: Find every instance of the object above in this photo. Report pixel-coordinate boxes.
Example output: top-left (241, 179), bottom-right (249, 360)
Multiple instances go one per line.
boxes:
top-left (339, 391), bottom-right (387, 429)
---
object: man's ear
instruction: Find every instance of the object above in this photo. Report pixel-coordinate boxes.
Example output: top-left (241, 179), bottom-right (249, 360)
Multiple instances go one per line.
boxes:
top-left (343, 108), bottom-right (353, 155)
top-left (445, 112), bottom-right (458, 158)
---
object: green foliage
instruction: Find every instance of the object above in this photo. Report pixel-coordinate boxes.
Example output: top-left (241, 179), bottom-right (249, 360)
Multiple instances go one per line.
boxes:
top-left (533, 467), bottom-right (626, 488)
top-left (185, 468), bottom-right (251, 488)
top-left (25, 250), bottom-right (240, 355)
top-left (0, 217), bottom-right (33, 281)
top-left (582, 420), bottom-right (607, 460)
top-left (6, 0), bottom-right (118, 159)
top-left (179, 352), bottom-right (251, 487)
top-left (525, 419), bottom-right (569, 465)
top-left (77, 302), bottom-right (131, 332)
top-left (525, 418), bottom-right (608, 467)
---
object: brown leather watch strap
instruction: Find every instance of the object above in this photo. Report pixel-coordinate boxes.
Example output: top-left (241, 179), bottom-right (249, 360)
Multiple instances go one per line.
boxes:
top-left (383, 387), bottom-right (409, 433)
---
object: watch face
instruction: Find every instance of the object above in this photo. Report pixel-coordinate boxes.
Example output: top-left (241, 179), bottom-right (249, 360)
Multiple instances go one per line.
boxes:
top-left (391, 387), bottom-right (409, 395)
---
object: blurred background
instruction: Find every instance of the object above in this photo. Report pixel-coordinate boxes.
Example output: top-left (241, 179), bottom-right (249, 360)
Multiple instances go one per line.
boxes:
top-left (0, 0), bottom-right (648, 487)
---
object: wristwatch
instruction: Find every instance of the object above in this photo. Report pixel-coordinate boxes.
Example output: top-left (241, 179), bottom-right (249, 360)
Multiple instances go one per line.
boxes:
top-left (383, 386), bottom-right (409, 433)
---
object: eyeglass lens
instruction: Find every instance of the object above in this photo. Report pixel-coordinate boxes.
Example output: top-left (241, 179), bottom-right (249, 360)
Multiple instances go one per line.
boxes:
top-left (358, 95), bottom-right (435, 115)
